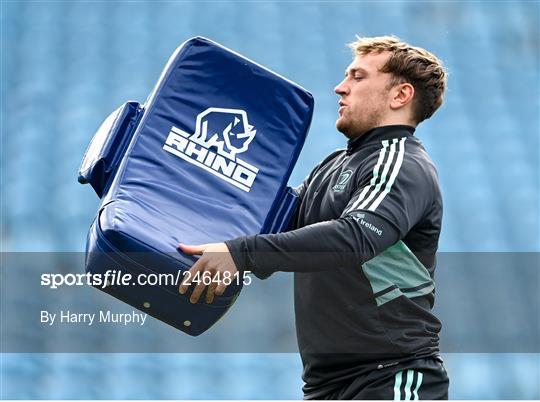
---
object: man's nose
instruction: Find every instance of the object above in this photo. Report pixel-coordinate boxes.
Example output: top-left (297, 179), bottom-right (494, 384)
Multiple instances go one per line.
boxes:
top-left (334, 79), bottom-right (348, 95)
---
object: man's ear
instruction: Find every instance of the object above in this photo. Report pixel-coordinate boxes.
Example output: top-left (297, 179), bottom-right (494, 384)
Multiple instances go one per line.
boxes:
top-left (390, 83), bottom-right (415, 110)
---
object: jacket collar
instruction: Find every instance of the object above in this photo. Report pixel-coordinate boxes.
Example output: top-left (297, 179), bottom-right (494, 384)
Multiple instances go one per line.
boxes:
top-left (346, 125), bottom-right (415, 155)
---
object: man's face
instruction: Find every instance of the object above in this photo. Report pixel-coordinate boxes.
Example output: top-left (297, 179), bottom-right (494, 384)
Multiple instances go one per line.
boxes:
top-left (334, 51), bottom-right (394, 138)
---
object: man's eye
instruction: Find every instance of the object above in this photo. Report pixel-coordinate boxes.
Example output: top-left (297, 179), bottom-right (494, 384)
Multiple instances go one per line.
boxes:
top-left (354, 76), bottom-right (364, 81)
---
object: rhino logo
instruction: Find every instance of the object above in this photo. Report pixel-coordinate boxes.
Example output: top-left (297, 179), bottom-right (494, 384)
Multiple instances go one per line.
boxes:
top-left (190, 108), bottom-right (256, 160)
top-left (163, 107), bottom-right (260, 192)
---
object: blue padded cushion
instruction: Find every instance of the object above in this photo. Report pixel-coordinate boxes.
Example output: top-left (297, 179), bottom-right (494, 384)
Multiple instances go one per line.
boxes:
top-left (86, 37), bottom-right (313, 335)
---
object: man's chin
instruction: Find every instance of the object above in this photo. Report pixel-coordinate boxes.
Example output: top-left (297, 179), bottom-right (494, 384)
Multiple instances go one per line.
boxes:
top-left (336, 119), bottom-right (354, 139)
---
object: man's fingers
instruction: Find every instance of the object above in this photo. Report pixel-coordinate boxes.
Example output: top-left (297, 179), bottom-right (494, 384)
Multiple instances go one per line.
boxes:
top-left (189, 279), bottom-right (207, 304)
top-left (205, 281), bottom-right (219, 304)
top-left (179, 259), bottom-right (204, 294)
top-left (178, 243), bottom-right (207, 255)
top-left (215, 281), bottom-right (228, 297)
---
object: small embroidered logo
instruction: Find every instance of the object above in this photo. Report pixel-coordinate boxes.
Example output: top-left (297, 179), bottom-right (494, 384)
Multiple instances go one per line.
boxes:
top-left (332, 169), bottom-right (353, 192)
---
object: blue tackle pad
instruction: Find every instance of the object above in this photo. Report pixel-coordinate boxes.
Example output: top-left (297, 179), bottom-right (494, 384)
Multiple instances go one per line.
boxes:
top-left (78, 37), bottom-right (313, 335)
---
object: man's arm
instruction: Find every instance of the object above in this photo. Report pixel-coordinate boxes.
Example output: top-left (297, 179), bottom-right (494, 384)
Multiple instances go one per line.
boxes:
top-left (179, 152), bottom-right (434, 302)
top-left (225, 211), bottom-right (400, 278)
top-left (177, 211), bottom-right (398, 303)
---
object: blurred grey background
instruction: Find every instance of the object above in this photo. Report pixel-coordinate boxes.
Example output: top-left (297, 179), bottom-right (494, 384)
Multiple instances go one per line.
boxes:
top-left (1, 1), bottom-right (539, 399)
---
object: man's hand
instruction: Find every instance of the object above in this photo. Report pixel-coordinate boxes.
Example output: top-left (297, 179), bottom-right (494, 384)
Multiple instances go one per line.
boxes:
top-left (178, 242), bottom-right (238, 304)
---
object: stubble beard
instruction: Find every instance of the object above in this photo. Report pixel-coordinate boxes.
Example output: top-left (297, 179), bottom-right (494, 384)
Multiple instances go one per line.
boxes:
top-left (336, 106), bottom-right (385, 140)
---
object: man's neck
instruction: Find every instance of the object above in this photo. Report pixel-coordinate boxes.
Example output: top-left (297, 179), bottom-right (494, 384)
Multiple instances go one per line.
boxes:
top-left (378, 116), bottom-right (417, 129)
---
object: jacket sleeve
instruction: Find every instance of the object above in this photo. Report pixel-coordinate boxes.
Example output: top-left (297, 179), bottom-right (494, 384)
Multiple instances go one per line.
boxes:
top-left (225, 143), bottom-right (435, 279)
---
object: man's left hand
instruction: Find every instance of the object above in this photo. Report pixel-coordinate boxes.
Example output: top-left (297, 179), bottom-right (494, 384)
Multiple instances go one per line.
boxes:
top-left (178, 242), bottom-right (238, 304)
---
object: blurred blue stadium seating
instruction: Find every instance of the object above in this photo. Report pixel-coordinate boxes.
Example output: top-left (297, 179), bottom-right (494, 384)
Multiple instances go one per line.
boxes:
top-left (1, 1), bottom-right (538, 399)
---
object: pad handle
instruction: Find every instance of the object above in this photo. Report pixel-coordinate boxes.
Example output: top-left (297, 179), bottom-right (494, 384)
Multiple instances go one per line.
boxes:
top-left (78, 101), bottom-right (142, 197)
top-left (265, 187), bottom-right (299, 234)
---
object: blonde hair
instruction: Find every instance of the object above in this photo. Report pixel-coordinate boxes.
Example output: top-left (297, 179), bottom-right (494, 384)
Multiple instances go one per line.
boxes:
top-left (349, 35), bottom-right (447, 124)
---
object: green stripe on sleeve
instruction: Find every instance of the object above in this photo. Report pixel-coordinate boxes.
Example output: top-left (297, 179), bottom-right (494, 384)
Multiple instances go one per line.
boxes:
top-left (413, 371), bottom-right (423, 400)
top-left (362, 240), bottom-right (434, 306)
top-left (394, 370), bottom-right (403, 400)
top-left (404, 370), bottom-right (414, 400)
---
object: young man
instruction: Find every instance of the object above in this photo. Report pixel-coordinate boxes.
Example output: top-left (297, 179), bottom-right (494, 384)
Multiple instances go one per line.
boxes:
top-left (179, 36), bottom-right (449, 399)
